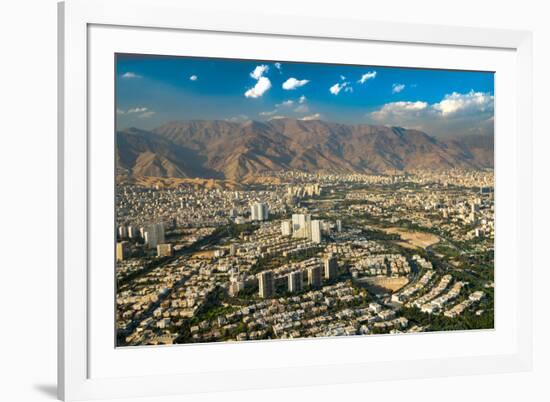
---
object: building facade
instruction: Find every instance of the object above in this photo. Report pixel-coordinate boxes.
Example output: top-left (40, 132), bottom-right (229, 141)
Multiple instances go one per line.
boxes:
top-left (288, 270), bottom-right (303, 293)
top-left (324, 254), bottom-right (338, 281)
top-left (258, 270), bottom-right (274, 298)
top-left (307, 265), bottom-right (322, 288)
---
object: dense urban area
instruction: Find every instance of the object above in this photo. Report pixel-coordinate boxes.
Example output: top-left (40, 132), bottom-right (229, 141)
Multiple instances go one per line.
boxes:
top-left (115, 169), bottom-right (494, 346)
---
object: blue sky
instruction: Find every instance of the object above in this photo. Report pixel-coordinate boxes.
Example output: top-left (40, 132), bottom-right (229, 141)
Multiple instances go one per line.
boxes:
top-left (116, 54), bottom-right (494, 137)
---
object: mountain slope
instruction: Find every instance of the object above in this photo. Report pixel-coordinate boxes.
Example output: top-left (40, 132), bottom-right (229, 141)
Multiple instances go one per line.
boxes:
top-left (116, 127), bottom-right (221, 179)
top-left (442, 132), bottom-right (494, 169)
top-left (116, 119), bottom-right (493, 181)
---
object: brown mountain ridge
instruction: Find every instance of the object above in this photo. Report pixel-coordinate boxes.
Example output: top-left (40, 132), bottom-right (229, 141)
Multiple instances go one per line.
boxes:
top-left (116, 119), bottom-right (493, 181)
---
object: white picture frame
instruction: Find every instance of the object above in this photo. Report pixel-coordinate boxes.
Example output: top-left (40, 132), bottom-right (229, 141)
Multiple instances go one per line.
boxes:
top-left (58, 0), bottom-right (533, 400)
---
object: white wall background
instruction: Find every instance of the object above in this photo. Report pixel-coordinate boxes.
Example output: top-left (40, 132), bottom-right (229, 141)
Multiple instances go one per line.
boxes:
top-left (0, 0), bottom-right (547, 401)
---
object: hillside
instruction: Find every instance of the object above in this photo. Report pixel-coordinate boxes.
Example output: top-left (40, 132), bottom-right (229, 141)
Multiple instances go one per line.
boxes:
top-left (116, 119), bottom-right (493, 181)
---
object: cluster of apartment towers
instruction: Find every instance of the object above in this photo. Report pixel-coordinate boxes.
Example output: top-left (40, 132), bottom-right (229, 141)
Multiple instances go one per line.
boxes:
top-left (250, 203), bottom-right (339, 297)
top-left (257, 254), bottom-right (338, 298)
top-left (250, 202), bottom-right (325, 244)
top-left (116, 222), bottom-right (169, 261)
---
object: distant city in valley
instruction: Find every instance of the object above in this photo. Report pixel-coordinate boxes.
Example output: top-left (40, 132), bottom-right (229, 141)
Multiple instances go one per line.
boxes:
top-left (115, 55), bottom-right (494, 347)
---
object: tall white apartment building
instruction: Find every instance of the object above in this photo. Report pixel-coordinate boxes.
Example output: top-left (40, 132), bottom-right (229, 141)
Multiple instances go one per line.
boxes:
top-left (281, 220), bottom-right (292, 236)
top-left (292, 213), bottom-right (311, 238)
top-left (251, 202), bottom-right (269, 221)
top-left (311, 219), bottom-right (322, 243)
top-left (288, 271), bottom-right (303, 293)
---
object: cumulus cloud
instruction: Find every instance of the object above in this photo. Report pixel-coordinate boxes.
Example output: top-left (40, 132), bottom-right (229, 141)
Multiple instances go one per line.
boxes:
top-left (358, 71), bottom-right (377, 84)
top-left (269, 115), bottom-right (288, 120)
top-left (300, 113), bottom-right (322, 121)
top-left (368, 90), bottom-right (494, 137)
top-left (245, 76), bottom-right (272, 98)
top-left (250, 65), bottom-right (269, 80)
top-left (227, 115), bottom-right (249, 122)
top-left (245, 65), bottom-right (272, 98)
top-left (274, 62), bottom-right (282, 72)
top-left (370, 101), bottom-right (428, 120)
top-left (118, 106), bottom-right (155, 118)
top-left (276, 100), bottom-right (294, 107)
top-left (127, 107), bottom-right (149, 114)
top-left (121, 72), bottom-right (141, 79)
top-left (138, 111), bottom-right (155, 119)
top-left (392, 83), bottom-right (405, 94)
top-left (329, 83), bottom-right (342, 95)
top-left (282, 77), bottom-right (310, 90)
top-left (189, 75), bottom-right (198, 81)
top-left (329, 81), bottom-right (352, 95)
top-left (433, 90), bottom-right (493, 116)
top-left (259, 95), bottom-right (312, 119)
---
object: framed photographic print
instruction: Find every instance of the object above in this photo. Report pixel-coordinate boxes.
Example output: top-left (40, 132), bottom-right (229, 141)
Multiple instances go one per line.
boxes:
top-left (58, 0), bottom-right (533, 400)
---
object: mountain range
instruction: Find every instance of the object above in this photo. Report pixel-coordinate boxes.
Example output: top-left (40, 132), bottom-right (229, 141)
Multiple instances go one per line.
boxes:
top-left (116, 118), bottom-right (493, 181)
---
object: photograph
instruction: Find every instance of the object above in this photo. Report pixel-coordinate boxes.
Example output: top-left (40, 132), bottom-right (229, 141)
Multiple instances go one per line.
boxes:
top-left (114, 54), bottom-right (495, 347)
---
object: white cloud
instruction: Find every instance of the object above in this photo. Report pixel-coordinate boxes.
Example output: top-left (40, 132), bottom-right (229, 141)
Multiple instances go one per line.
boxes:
top-left (282, 77), bottom-right (310, 90)
top-left (260, 95), bottom-right (311, 119)
top-left (250, 65), bottom-right (269, 80)
top-left (300, 113), bottom-right (322, 121)
top-left (245, 65), bottom-right (272, 98)
top-left (340, 75), bottom-right (346, 80)
top-left (127, 107), bottom-right (149, 114)
top-left (189, 75), bottom-right (198, 81)
top-left (269, 115), bottom-right (287, 120)
top-left (138, 111), bottom-right (155, 119)
top-left (433, 90), bottom-right (494, 116)
top-left (274, 62), bottom-right (282, 71)
top-left (227, 115), bottom-right (249, 122)
top-left (358, 71), bottom-right (377, 84)
top-left (244, 76), bottom-right (272, 98)
top-left (392, 83), bottom-right (405, 94)
top-left (370, 101), bottom-right (429, 120)
top-left (121, 72), bottom-right (141, 79)
top-left (276, 100), bottom-right (294, 107)
top-left (368, 90), bottom-right (494, 137)
top-left (330, 81), bottom-right (352, 95)
top-left (330, 83), bottom-right (343, 95)
top-left (118, 106), bottom-right (154, 118)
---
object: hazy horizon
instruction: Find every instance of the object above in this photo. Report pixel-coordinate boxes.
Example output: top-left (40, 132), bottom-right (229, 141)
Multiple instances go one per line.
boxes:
top-left (118, 116), bottom-right (495, 141)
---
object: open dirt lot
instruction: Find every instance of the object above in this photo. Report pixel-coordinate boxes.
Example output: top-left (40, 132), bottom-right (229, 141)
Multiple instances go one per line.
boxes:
top-left (382, 227), bottom-right (440, 250)
top-left (356, 276), bottom-right (409, 294)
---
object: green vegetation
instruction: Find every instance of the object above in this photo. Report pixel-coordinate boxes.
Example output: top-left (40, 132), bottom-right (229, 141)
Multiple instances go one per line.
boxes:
top-left (190, 286), bottom-right (233, 325)
top-left (400, 306), bottom-right (494, 332)
top-left (361, 228), bottom-right (400, 241)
